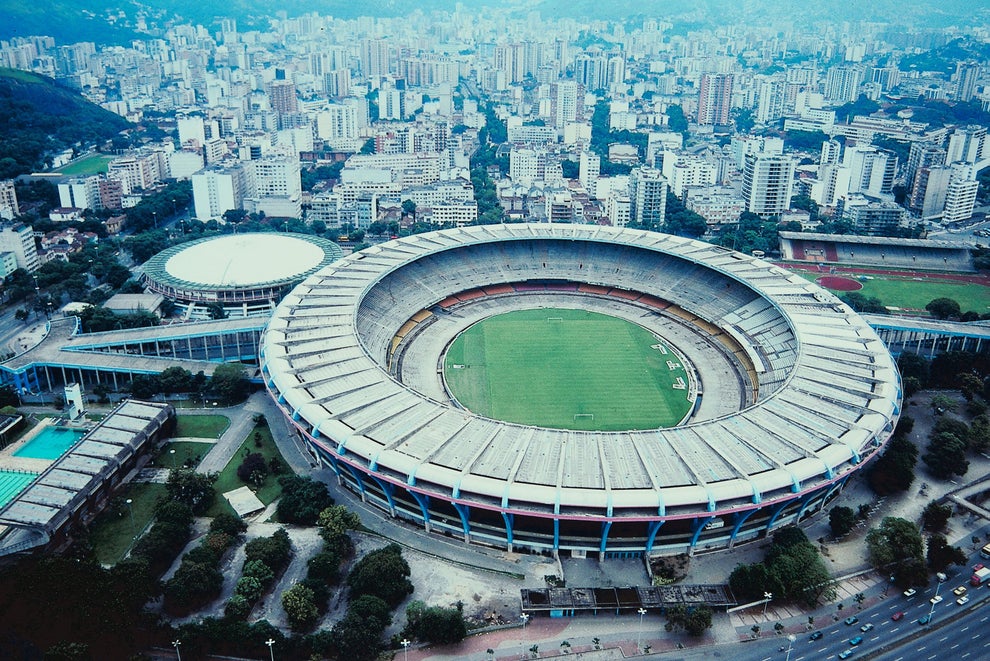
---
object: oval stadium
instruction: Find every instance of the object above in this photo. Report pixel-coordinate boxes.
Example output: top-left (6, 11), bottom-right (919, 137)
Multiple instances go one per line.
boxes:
top-left (261, 225), bottom-right (901, 558)
top-left (143, 233), bottom-right (343, 319)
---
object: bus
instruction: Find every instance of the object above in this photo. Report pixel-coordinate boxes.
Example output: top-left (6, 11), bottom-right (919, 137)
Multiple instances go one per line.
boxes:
top-left (980, 542), bottom-right (990, 560)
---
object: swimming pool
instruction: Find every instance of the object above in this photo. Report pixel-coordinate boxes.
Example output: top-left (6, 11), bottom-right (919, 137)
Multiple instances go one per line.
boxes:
top-left (13, 427), bottom-right (87, 460)
top-left (0, 470), bottom-right (38, 507)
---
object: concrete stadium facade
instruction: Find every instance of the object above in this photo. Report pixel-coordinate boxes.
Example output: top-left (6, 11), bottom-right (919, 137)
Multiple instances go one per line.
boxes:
top-left (261, 225), bottom-right (901, 558)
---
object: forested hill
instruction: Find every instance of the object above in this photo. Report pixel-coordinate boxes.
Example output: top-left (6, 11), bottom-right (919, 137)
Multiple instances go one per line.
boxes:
top-left (0, 68), bottom-right (131, 179)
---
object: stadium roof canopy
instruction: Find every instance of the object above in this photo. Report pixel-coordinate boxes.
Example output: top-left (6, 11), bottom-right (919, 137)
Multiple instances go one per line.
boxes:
top-left (144, 233), bottom-right (343, 293)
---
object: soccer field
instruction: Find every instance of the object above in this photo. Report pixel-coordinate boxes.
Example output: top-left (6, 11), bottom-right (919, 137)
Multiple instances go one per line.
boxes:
top-left (443, 308), bottom-right (693, 431)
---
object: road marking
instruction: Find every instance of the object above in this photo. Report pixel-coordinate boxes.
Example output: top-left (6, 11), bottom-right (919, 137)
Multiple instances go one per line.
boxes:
top-left (952, 644), bottom-right (960, 650)
top-left (929, 655), bottom-right (937, 660)
top-left (963, 626), bottom-right (970, 631)
top-left (962, 653), bottom-right (971, 659)
top-left (940, 636), bottom-right (948, 642)
top-left (818, 647), bottom-right (827, 653)
top-left (982, 616), bottom-right (989, 623)
top-left (918, 646), bottom-right (926, 651)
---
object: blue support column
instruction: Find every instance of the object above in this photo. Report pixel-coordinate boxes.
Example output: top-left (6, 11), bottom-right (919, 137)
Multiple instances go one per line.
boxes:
top-left (344, 464), bottom-right (365, 496)
top-left (765, 500), bottom-right (792, 532)
top-left (729, 508), bottom-right (759, 546)
top-left (794, 489), bottom-right (823, 522)
top-left (370, 475), bottom-right (397, 515)
top-left (690, 516), bottom-right (715, 549)
top-left (452, 502), bottom-right (471, 540)
top-left (599, 521), bottom-right (613, 555)
top-left (408, 489), bottom-right (431, 530)
top-left (645, 520), bottom-right (664, 553)
top-left (502, 512), bottom-right (514, 549)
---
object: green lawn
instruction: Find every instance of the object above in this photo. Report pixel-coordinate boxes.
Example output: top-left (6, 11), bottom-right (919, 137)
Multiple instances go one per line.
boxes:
top-left (205, 424), bottom-right (287, 518)
top-left (55, 153), bottom-right (113, 176)
top-left (89, 483), bottom-right (167, 566)
top-left (150, 440), bottom-right (211, 469)
top-left (802, 273), bottom-right (990, 313)
top-left (175, 414), bottom-right (229, 439)
top-left (444, 308), bottom-right (693, 431)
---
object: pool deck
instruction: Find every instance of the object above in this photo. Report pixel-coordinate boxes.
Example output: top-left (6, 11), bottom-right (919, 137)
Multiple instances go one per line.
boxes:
top-left (0, 418), bottom-right (90, 472)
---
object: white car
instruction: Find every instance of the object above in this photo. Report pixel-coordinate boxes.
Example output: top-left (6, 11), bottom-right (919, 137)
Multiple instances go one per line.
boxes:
top-left (930, 595), bottom-right (943, 605)
top-left (903, 588), bottom-right (917, 597)
top-left (957, 596), bottom-right (970, 605)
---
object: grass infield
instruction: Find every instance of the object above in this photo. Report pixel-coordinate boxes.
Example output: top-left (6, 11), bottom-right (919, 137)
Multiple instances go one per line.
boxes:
top-left (443, 308), bottom-right (692, 431)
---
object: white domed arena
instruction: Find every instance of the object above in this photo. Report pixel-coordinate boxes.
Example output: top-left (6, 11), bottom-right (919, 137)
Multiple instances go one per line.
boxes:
top-left (261, 225), bottom-right (900, 558)
top-left (143, 233), bottom-right (343, 319)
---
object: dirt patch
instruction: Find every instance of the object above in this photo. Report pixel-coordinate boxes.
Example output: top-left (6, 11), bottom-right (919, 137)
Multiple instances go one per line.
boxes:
top-left (815, 276), bottom-right (863, 292)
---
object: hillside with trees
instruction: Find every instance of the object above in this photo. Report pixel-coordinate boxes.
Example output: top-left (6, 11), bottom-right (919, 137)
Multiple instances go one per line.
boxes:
top-left (0, 68), bottom-right (131, 178)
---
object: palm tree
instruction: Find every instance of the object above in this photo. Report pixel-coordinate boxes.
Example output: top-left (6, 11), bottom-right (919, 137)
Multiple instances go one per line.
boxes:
top-left (592, 637), bottom-right (601, 650)
top-left (486, 648), bottom-right (494, 661)
top-left (528, 644), bottom-right (539, 658)
top-left (751, 624), bottom-right (761, 638)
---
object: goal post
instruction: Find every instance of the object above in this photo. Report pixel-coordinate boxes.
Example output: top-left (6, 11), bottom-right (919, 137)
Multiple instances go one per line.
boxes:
top-left (573, 413), bottom-right (594, 422)
top-left (547, 316), bottom-right (564, 323)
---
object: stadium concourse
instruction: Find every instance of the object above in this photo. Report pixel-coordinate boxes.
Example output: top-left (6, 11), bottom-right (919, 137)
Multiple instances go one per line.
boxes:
top-left (261, 225), bottom-right (902, 559)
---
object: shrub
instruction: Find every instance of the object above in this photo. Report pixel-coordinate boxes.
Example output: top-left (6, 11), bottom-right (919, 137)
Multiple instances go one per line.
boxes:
top-left (237, 452), bottom-right (268, 486)
top-left (244, 529), bottom-right (292, 573)
top-left (224, 594), bottom-right (251, 620)
top-left (235, 576), bottom-right (264, 603)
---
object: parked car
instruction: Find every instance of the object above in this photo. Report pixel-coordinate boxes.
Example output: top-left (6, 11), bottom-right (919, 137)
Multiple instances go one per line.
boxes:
top-left (903, 588), bottom-right (917, 597)
top-left (930, 595), bottom-right (943, 605)
top-left (810, 631), bottom-right (824, 641)
top-left (957, 596), bottom-right (970, 605)
top-left (849, 636), bottom-right (864, 646)
top-left (953, 586), bottom-right (968, 596)
top-left (918, 615), bottom-right (931, 625)
top-left (844, 616), bottom-right (859, 626)
top-left (891, 612), bottom-right (904, 621)
top-left (860, 623), bottom-right (874, 632)
top-left (838, 650), bottom-right (855, 659)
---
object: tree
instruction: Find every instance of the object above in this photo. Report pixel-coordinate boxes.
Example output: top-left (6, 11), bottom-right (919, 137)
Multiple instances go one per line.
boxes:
top-left (237, 452), bottom-right (268, 486)
top-left (281, 583), bottom-right (319, 631)
top-left (866, 517), bottom-right (927, 587)
top-left (318, 505), bottom-right (361, 543)
top-left (665, 604), bottom-right (714, 636)
top-left (921, 500), bottom-right (953, 532)
top-left (898, 353), bottom-right (930, 387)
top-left (922, 432), bottom-right (969, 480)
top-left (404, 600), bottom-right (467, 644)
top-left (829, 506), bottom-right (857, 537)
top-left (276, 476), bottom-right (334, 525)
top-left (958, 373), bottom-right (984, 401)
top-left (401, 199), bottom-right (417, 221)
top-left (328, 608), bottom-right (386, 661)
top-left (164, 469), bottom-right (217, 515)
top-left (970, 414), bottom-right (990, 453)
top-left (930, 394), bottom-right (957, 414)
top-left (346, 544), bottom-right (413, 608)
top-left (159, 366), bottom-right (194, 394)
top-left (244, 528), bottom-right (292, 573)
top-left (927, 534), bottom-right (967, 572)
top-left (926, 297), bottom-right (961, 320)
top-left (208, 363), bottom-right (248, 404)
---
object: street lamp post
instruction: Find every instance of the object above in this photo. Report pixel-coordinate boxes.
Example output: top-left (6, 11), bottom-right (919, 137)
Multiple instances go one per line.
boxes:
top-left (169, 448), bottom-right (176, 469)
top-left (172, 640), bottom-right (182, 661)
top-left (927, 580), bottom-right (942, 624)
top-left (125, 498), bottom-right (134, 531)
top-left (401, 638), bottom-right (410, 661)
top-left (637, 607), bottom-right (647, 653)
top-left (265, 638), bottom-right (275, 661)
top-left (763, 592), bottom-right (773, 617)
top-left (785, 634), bottom-right (796, 661)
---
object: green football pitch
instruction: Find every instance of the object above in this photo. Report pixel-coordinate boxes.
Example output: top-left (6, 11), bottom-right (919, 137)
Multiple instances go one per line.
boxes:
top-left (443, 308), bottom-right (693, 431)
